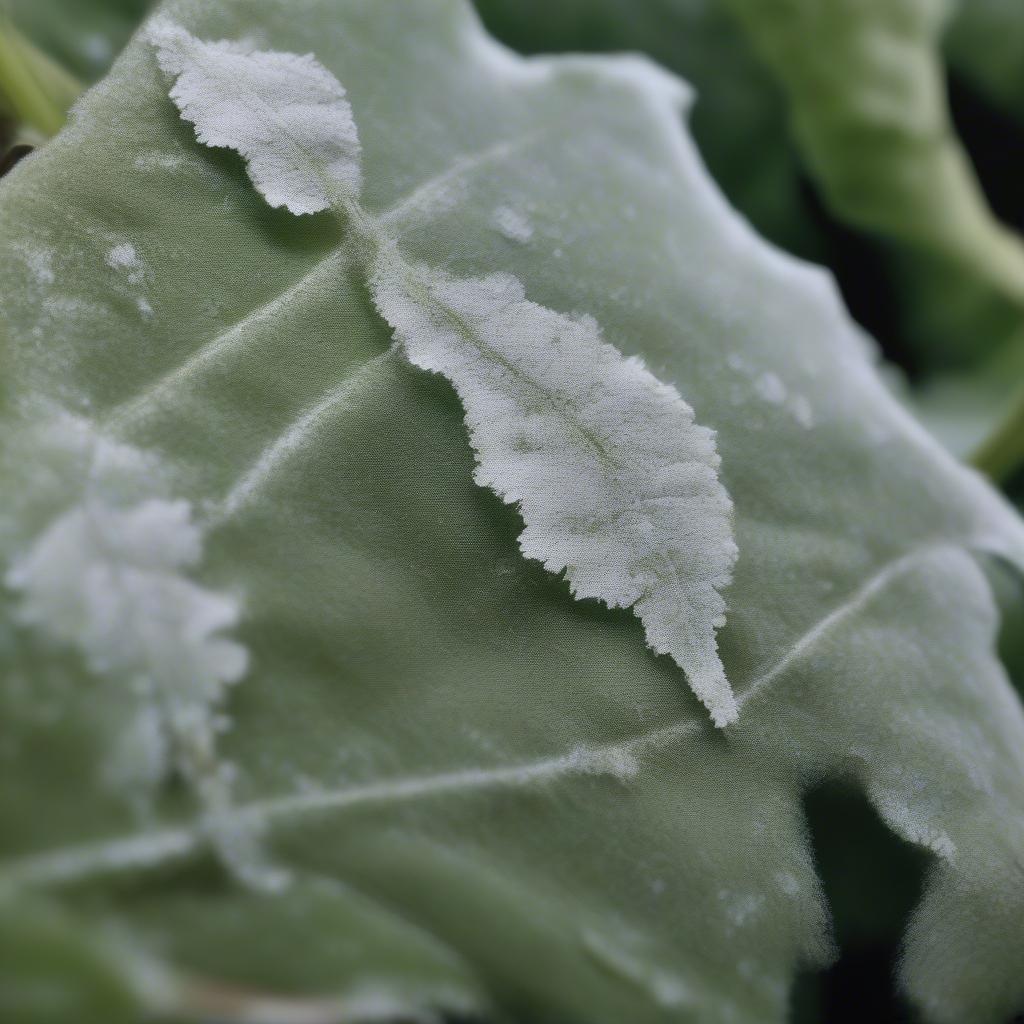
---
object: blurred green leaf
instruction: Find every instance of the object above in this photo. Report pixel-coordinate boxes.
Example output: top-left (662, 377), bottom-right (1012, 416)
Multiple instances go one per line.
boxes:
top-left (722, 0), bottom-right (1024, 370)
top-left (0, 20), bottom-right (80, 142)
top-left (3, 0), bottom-right (150, 82)
top-left (946, 0), bottom-right (1024, 127)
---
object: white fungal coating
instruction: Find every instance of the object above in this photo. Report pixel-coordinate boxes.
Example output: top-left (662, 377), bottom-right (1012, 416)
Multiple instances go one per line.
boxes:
top-left (493, 204), bottom-right (533, 242)
top-left (150, 19), bottom-right (362, 213)
top-left (7, 496), bottom-right (248, 791)
top-left (372, 255), bottom-right (738, 725)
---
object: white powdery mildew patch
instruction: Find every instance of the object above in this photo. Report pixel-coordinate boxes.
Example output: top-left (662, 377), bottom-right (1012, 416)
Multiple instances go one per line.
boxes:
top-left (2, 409), bottom-right (284, 888)
top-left (6, 498), bottom-right (248, 795)
top-left (372, 255), bottom-right (738, 725)
top-left (106, 242), bottom-right (146, 288)
top-left (492, 204), bottom-right (533, 242)
top-left (106, 242), bottom-right (140, 272)
top-left (149, 19), bottom-right (362, 214)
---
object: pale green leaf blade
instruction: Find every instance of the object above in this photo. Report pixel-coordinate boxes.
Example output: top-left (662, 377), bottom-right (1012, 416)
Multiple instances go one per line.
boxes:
top-left (1, 2), bottom-right (1024, 1023)
top-left (150, 21), bottom-right (740, 724)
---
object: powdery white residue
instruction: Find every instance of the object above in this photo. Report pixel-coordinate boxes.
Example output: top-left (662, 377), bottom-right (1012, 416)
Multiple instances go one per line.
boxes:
top-left (106, 242), bottom-right (139, 271)
top-left (755, 371), bottom-right (787, 405)
top-left (774, 871), bottom-right (801, 897)
top-left (372, 250), bottom-right (738, 726)
top-left (493, 204), bottom-right (533, 242)
top-left (133, 151), bottom-right (186, 172)
top-left (6, 497), bottom-right (247, 809)
top-left (150, 19), bottom-right (362, 214)
top-left (733, 357), bottom-right (815, 428)
top-left (570, 743), bottom-right (640, 781)
top-left (718, 888), bottom-right (766, 930)
top-left (792, 394), bottom-right (815, 429)
top-left (25, 247), bottom-right (55, 285)
top-left (106, 243), bottom-right (145, 286)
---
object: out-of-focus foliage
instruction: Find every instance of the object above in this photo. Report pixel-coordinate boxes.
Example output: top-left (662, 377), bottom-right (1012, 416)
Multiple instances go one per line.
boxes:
top-left (0, 21), bottom-right (80, 142)
top-left (946, 0), bottom-right (1024, 128)
top-left (3, 0), bottom-right (150, 81)
top-left (721, 0), bottom-right (1024, 370)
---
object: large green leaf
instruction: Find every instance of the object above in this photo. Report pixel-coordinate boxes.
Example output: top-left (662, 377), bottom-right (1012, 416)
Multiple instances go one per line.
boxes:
top-left (473, 0), bottom-right (824, 263)
top-left (2, 1), bottom-right (1024, 1022)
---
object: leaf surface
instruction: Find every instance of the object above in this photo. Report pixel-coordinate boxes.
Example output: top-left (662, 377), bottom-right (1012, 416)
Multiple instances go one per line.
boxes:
top-left (2, 2), bottom-right (1024, 1023)
top-left (151, 20), bottom-right (740, 723)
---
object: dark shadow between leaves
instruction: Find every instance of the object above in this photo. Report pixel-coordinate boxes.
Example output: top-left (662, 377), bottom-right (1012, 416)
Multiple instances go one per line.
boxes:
top-left (790, 779), bottom-right (927, 1024)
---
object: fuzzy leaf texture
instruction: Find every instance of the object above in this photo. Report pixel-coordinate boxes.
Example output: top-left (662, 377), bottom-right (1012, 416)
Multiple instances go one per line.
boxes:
top-left (149, 19), bottom-right (740, 724)
top-left (2, 2), bottom-right (1024, 1024)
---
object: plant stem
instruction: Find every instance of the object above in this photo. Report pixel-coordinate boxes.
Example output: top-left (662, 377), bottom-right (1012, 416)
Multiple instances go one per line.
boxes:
top-left (971, 388), bottom-right (1024, 485)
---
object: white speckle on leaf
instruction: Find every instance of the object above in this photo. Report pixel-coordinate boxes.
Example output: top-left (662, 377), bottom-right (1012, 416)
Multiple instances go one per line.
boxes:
top-left (106, 243), bottom-right (145, 286)
top-left (718, 889), bottom-right (766, 929)
top-left (493, 204), bottom-right (533, 242)
top-left (792, 394), bottom-right (815, 429)
top-left (150, 19), bottom-right (362, 214)
top-left (133, 151), bottom-right (185, 173)
top-left (24, 247), bottom-right (55, 285)
top-left (775, 871), bottom-right (801, 896)
top-left (755, 371), bottom-right (787, 405)
top-left (106, 243), bottom-right (139, 271)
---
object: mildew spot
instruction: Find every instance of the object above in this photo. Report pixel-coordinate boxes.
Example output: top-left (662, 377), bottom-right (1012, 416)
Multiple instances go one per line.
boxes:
top-left (492, 204), bottom-right (533, 242)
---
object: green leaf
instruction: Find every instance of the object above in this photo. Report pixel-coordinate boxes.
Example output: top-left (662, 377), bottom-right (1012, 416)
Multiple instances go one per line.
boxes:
top-left (722, 0), bottom-right (1024, 368)
top-left (154, 16), bottom-right (741, 725)
top-left (2, 2), bottom-right (1024, 1023)
top-left (0, 19), bottom-right (81, 141)
top-left (3, 0), bottom-right (151, 82)
top-left (946, 0), bottom-right (1024, 127)
top-left (473, 0), bottom-right (825, 262)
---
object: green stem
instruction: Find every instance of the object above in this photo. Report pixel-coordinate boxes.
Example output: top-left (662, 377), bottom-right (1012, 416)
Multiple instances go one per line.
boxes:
top-left (0, 20), bottom-right (80, 139)
top-left (971, 388), bottom-right (1024, 485)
